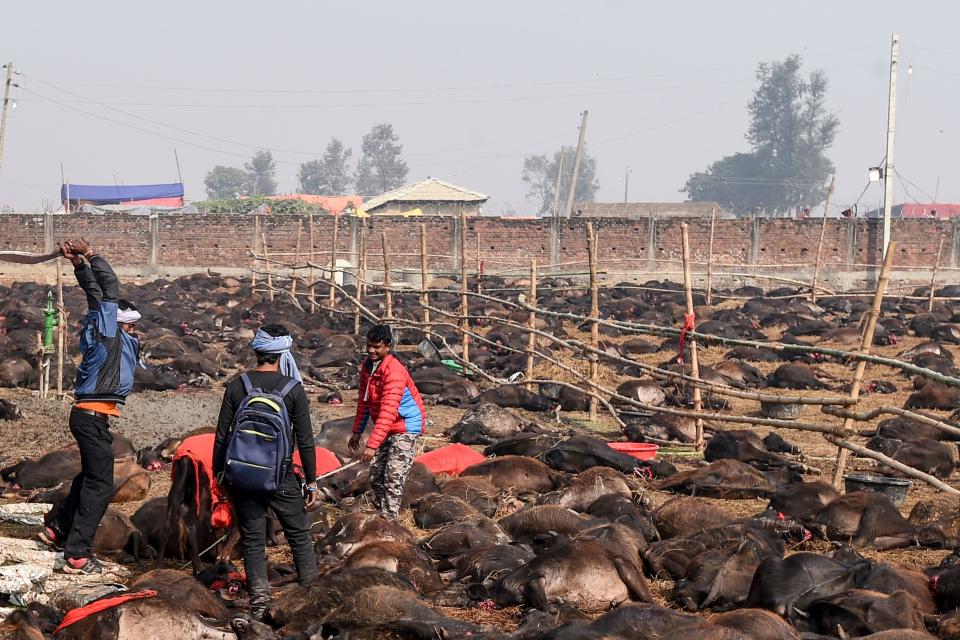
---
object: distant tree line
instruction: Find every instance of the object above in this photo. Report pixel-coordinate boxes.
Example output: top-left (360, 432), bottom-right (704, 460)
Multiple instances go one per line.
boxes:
top-left (203, 123), bottom-right (409, 199)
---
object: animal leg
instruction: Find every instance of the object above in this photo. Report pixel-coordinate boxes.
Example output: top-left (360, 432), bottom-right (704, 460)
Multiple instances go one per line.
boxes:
top-left (613, 555), bottom-right (652, 603)
top-left (526, 574), bottom-right (551, 611)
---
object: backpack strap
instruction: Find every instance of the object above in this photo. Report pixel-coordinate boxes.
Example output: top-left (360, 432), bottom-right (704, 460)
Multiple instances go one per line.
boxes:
top-left (276, 378), bottom-right (300, 400)
top-left (240, 372), bottom-right (254, 395)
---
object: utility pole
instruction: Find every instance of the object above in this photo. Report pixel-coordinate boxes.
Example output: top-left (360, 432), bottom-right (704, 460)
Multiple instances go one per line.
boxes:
top-left (882, 34), bottom-right (899, 257)
top-left (0, 62), bottom-right (16, 178)
top-left (624, 166), bottom-right (631, 203)
top-left (563, 110), bottom-right (588, 218)
top-left (550, 150), bottom-right (566, 218)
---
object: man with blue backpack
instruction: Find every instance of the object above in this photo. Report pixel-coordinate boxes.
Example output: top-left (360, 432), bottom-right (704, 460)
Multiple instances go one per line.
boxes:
top-left (213, 324), bottom-right (319, 619)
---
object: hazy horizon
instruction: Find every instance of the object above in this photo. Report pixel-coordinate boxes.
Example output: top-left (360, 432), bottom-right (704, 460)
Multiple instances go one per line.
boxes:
top-left (2, 0), bottom-right (957, 217)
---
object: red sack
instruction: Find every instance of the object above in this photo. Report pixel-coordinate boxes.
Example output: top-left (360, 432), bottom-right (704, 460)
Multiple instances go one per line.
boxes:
top-left (415, 444), bottom-right (485, 476)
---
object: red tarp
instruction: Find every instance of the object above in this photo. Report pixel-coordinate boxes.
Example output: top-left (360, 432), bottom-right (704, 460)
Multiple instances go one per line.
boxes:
top-left (415, 444), bottom-right (485, 476)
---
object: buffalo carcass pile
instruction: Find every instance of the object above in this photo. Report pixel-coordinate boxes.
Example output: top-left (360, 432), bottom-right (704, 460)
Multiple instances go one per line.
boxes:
top-left (4, 274), bottom-right (960, 638)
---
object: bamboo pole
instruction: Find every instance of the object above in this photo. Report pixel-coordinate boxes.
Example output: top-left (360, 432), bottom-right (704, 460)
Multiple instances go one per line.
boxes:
top-left (261, 232), bottom-right (274, 302)
top-left (355, 224), bottom-right (367, 335)
top-left (329, 215), bottom-right (339, 317)
top-left (382, 231), bottom-right (393, 320)
top-left (460, 210), bottom-right (470, 363)
top-left (419, 223), bottom-right (430, 332)
top-left (526, 258), bottom-right (537, 390)
top-left (830, 243), bottom-right (897, 488)
top-left (705, 206), bottom-right (717, 306)
top-left (586, 223), bottom-right (600, 420)
top-left (811, 174), bottom-right (836, 303)
top-left (476, 233), bottom-right (482, 295)
top-left (291, 218), bottom-right (303, 300)
top-left (55, 257), bottom-right (64, 397)
top-left (308, 213), bottom-right (316, 313)
top-left (251, 216), bottom-right (259, 290)
top-left (929, 235), bottom-right (945, 312)
top-left (680, 223), bottom-right (705, 449)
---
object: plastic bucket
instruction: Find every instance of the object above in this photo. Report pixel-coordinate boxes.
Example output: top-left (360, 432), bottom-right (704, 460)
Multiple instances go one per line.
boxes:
top-left (607, 442), bottom-right (659, 461)
top-left (843, 473), bottom-right (912, 507)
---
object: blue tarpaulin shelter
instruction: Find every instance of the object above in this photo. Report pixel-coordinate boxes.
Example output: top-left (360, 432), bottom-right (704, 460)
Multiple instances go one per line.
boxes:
top-left (61, 183), bottom-right (184, 205)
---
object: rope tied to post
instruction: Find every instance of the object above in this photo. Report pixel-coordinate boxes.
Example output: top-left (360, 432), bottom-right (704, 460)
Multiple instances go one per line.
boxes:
top-left (677, 313), bottom-right (696, 364)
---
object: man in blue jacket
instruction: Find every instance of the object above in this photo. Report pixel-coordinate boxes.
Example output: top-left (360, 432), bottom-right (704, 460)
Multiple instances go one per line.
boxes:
top-left (41, 239), bottom-right (142, 574)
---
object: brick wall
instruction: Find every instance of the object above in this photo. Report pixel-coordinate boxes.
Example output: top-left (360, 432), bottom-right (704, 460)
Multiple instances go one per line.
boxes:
top-left (0, 213), bottom-right (956, 283)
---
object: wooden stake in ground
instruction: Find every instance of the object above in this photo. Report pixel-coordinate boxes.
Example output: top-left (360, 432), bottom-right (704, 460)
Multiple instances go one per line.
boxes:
top-left (251, 215), bottom-right (260, 290)
top-left (459, 210), bottom-right (470, 363)
top-left (355, 224), bottom-right (367, 335)
top-left (811, 174), bottom-right (836, 303)
top-left (56, 257), bottom-right (64, 397)
top-left (831, 242), bottom-right (897, 488)
top-left (929, 235), bottom-right (945, 312)
top-left (526, 258), bottom-right (537, 390)
top-left (328, 215), bottom-right (339, 317)
top-left (586, 222), bottom-right (600, 421)
top-left (261, 232), bottom-right (274, 302)
top-left (381, 231), bottom-right (393, 320)
top-left (419, 223), bottom-right (430, 332)
top-left (291, 218), bottom-right (303, 300)
top-left (308, 213), bottom-right (316, 313)
top-left (680, 223), bottom-right (705, 449)
top-left (705, 206), bottom-right (717, 306)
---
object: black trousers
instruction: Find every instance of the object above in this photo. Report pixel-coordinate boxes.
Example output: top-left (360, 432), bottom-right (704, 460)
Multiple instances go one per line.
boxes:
top-left (232, 473), bottom-right (318, 603)
top-left (47, 409), bottom-right (115, 559)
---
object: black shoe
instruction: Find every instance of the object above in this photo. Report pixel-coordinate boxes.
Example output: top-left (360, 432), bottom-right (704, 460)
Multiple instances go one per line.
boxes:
top-left (61, 556), bottom-right (104, 575)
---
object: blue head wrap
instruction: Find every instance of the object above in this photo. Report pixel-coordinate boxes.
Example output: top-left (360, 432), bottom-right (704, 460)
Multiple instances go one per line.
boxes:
top-left (251, 328), bottom-right (301, 382)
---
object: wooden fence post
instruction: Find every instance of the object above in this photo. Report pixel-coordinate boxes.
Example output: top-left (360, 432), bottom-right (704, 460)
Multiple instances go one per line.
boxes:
top-left (811, 175), bottom-right (836, 303)
top-left (831, 243), bottom-right (897, 487)
top-left (929, 235), bottom-right (945, 312)
top-left (706, 206), bottom-right (717, 306)
top-left (420, 223), bottom-right (430, 332)
top-left (526, 258), bottom-right (537, 390)
top-left (261, 232), bottom-right (274, 302)
top-left (460, 210), bottom-right (470, 363)
top-left (586, 222), bottom-right (599, 421)
top-left (329, 215), bottom-right (339, 317)
top-left (382, 231), bottom-right (393, 320)
top-left (681, 223), bottom-right (704, 449)
top-left (308, 213), bottom-right (316, 313)
top-left (291, 218), bottom-right (303, 300)
top-left (355, 224), bottom-right (367, 335)
top-left (56, 257), bottom-right (65, 397)
top-left (251, 215), bottom-right (260, 290)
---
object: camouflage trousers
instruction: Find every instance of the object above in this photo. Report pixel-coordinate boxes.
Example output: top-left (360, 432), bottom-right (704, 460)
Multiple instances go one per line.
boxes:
top-left (369, 432), bottom-right (420, 520)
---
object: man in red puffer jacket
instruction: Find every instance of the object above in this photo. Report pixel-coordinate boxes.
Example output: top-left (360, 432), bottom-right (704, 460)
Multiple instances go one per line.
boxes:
top-left (349, 324), bottom-right (425, 519)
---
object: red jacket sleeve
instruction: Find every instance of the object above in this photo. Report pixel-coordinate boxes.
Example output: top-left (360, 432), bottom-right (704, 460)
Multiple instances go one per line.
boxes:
top-left (353, 364), bottom-right (371, 434)
top-left (365, 359), bottom-right (405, 450)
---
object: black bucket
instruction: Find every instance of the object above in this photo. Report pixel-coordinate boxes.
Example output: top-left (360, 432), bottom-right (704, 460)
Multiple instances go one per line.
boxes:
top-left (843, 473), bottom-right (912, 507)
top-left (759, 401), bottom-right (803, 420)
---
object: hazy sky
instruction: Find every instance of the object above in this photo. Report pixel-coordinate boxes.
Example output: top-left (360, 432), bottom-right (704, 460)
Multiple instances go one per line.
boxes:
top-left (1, 1), bottom-right (957, 215)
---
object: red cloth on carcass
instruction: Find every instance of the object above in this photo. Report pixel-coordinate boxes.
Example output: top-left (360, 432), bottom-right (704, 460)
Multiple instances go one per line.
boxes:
top-left (677, 313), bottom-right (696, 364)
top-left (172, 433), bottom-right (232, 529)
top-left (54, 590), bottom-right (158, 632)
top-left (293, 446), bottom-right (341, 480)
top-left (415, 444), bottom-right (485, 476)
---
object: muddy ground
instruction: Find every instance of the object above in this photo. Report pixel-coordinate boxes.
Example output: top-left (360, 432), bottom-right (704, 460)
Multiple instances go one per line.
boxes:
top-left (0, 327), bottom-right (957, 632)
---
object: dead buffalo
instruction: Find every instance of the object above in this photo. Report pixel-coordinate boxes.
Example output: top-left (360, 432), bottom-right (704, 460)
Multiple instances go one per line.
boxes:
top-left (553, 467), bottom-right (633, 512)
top-left (745, 551), bottom-right (871, 622)
top-left (54, 596), bottom-right (235, 640)
top-left (446, 403), bottom-right (525, 445)
top-left (452, 543), bottom-right (533, 598)
top-left (439, 476), bottom-right (499, 516)
top-left (312, 416), bottom-right (356, 459)
top-left (813, 491), bottom-right (918, 548)
top-left (704, 429), bottom-right (799, 470)
top-left (905, 381), bottom-right (960, 410)
top-left (655, 459), bottom-right (794, 499)
top-left (339, 540), bottom-right (443, 595)
top-left (498, 504), bottom-right (597, 543)
top-left (419, 516), bottom-right (510, 563)
top-left (492, 535), bottom-right (651, 612)
top-left (710, 608), bottom-right (800, 640)
top-left (411, 493), bottom-right (481, 529)
top-left (0, 358), bottom-right (33, 387)
top-left (645, 523), bottom-right (783, 582)
top-left (318, 512), bottom-right (415, 559)
top-left (0, 398), bottom-right (21, 421)
top-left (129, 569), bottom-right (230, 621)
top-left (542, 434), bottom-right (649, 475)
top-left (474, 385), bottom-right (556, 412)
top-left (768, 480), bottom-right (839, 522)
top-left (807, 589), bottom-right (928, 637)
top-left (766, 363), bottom-right (838, 390)
top-left (672, 534), bottom-right (772, 611)
top-left (867, 436), bottom-right (957, 479)
top-left (624, 411), bottom-right (715, 445)
top-left (460, 455), bottom-right (561, 493)
top-left (586, 494), bottom-right (660, 542)
top-left (482, 430), bottom-right (563, 457)
top-left (2, 435), bottom-right (137, 489)
top-left (615, 379), bottom-right (668, 407)
top-left (654, 496), bottom-right (736, 538)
